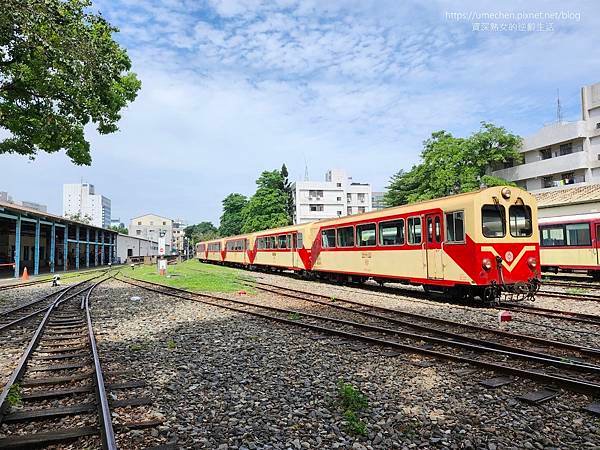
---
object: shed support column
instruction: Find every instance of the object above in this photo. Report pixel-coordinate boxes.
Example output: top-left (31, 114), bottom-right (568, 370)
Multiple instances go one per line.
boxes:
top-left (94, 230), bottom-right (99, 266)
top-left (64, 224), bottom-right (68, 272)
top-left (86, 228), bottom-right (90, 268)
top-left (50, 222), bottom-right (56, 273)
top-left (14, 216), bottom-right (21, 278)
top-left (110, 234), bottom-right (114, 263)
top-left (34, 219), bottom-right (40, 275)
top-left (75, 225), bottom-right (80, 271)
top-left (101, 231), bottom-right (105, 265)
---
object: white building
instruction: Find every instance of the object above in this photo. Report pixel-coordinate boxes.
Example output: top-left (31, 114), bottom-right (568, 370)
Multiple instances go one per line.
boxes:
top-left (115, 233), bottom-right (169, 263)
top-left (172, 218), bottom-right (187, 253)
top-left (63, 183), bottom-right (111, 228)
top-left (292, 169), bottom-right (372, 224)
top-left (1, 191), bottom-right (47, 212)
top-left (491, 81), bottom-right (600, 192)
top-left (129, 214), bottom-right (174, 251)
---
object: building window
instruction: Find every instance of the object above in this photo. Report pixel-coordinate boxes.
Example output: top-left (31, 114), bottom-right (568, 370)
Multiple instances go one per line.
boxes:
top-left (136, 230), bottom-right (141, 236)
top-left (347, 193), bottom-right (352, 202)
top-left (310, 204), bottom-right (324, 212)
top-left (543, 176), bottom-right (554, 188)
top-left (337, 183), bottom-right (342, 187)
top-left (357, 193), bottom-right (365, 202)
top-left (337, 197), bottom-right (342, 202)
top-left (445, 211), bottom-right (465, 243)
top-left (559, 143), bottom-right (573, 156)
top-left (357, 223), bottom-right (376, 246)
top-left (337, 211), bottom-right (342, 216)
top-left (150, 221), bottom-right (154, 225)
top-left (347, 206), bottom-right (352, 215)
top-left (561, 172), bottom-right (575, 185)
top-left (540, 148), bottom-right (552, 160)
top-left (137, 221), bottom-right (141, 225)
top-left (358, 206), bottom-right (366, 213)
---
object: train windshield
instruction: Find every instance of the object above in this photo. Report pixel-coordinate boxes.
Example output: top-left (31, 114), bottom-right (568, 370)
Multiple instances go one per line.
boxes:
top-left (482, 205), bottom-right (506, 238)
top-left (509, 205), bottom-right (533, 237)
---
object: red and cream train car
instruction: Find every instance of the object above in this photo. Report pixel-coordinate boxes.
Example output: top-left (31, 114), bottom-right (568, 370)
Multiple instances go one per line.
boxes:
top-left (539, 213), bottom-right (600, 279)
top-left (198, 186), bottom-right (541, 303)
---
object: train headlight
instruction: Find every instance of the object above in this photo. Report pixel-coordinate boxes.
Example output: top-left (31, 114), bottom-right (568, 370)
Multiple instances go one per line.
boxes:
top-left (482, 258), bottom-right (493, 271)
top-left (527, 257), bottom-right (537, 269)
top-left (501, 187), bottom-right (511, 199)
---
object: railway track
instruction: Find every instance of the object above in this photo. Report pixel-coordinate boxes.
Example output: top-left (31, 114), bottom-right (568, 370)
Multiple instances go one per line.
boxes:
top-left (538, 289), bottom-right (600, 303)
top-left (542, 279), bottom-right (600, 290)
top-left (118, 275), bottom-right (600, 397)
top-left (0, 267), bottom-right (112, 292)
top-left (0, 275), bottom-right (159, 448)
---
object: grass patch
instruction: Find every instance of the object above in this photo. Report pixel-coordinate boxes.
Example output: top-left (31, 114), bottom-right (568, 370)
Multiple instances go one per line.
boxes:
top-left (337, 380), bottom-right (368, 436)
top-left (288, 312), bottom-right (301, 320)
top-left (7, 384), bottom-right (22, 407)
top-left (566, 287), bottom-right (586, 295)
top-left (126, 260), bottom-right (253, 293)
top-left (167, 338), bottom-right (176, 350)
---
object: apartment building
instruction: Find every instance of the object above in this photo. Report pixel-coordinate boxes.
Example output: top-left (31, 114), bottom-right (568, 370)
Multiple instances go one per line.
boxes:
top-left (371, 191), bottom-right (386, 210)
top-left (491, 81), bottom-right (600, 192)
top-left (62, 183), bottom-right (111, 228)
top-left (292, 169), bottom-right (372, 224)
top-left (172, 218), bottom-right (187, 252)
top-left (129, 214), bottom-right (174, 251)
top-left (0, 191), bottom-right (47, 213)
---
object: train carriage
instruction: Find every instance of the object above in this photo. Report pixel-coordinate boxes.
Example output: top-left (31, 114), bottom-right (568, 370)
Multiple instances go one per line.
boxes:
top-left (198, 186), bottom-right (540, 303)
top-left (539, 213), bottom-right (600, 279)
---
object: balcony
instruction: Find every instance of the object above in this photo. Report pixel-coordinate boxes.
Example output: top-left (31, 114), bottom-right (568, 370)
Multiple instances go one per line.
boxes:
top-left (521, 121), bottom-right (587, 152)
top-left (491, 150), bottom-right (598, 182)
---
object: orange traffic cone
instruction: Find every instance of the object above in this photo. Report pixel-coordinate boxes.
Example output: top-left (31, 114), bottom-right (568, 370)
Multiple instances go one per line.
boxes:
top-left (22, 267), bottom-right (29, 281)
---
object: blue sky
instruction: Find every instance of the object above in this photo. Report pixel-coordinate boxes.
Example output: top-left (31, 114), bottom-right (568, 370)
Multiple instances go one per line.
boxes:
top-left (2, 0), bottom-right (599, 225)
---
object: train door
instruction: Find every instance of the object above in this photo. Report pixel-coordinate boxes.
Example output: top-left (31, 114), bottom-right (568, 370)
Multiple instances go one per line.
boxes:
top-left (425, 213), bottom-right (444, 279)
top-left (596, 224), bottom-right (600, 266)
top-left (291, 233), bottom-right (296, 268)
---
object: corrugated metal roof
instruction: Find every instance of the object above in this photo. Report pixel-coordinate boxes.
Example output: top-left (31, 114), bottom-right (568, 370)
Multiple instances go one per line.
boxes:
top-left (534, 184), bottom-right (600, 207)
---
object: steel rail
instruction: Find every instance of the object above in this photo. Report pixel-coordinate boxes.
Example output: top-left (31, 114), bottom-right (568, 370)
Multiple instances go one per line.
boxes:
top-left (0, 287), bottom-right (67, 318)
top-left (0, 267), bottom-right (112, 292)
top-left (0, 279), bottom-right (92, 423)
top-left (538, 289), bottom-right (600, 303)
top-left (245, 279), bottom-right (600, 357)
top-left (83, 277), bottom-right (117, 450)
top-left (117, 276), bottom-right (600, 395)
top-left (246, 282), bottom-right (600, 368)
top-left (502, 302), bottom-right (600, 324)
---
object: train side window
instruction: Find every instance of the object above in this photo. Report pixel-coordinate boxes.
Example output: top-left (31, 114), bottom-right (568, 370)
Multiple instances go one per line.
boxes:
top-left (408, 217), bottom-right (422, 245)
top-left (482, 205), bottom-right (506, 238)
top-left (270, 236), bottom-right (277, 249)
top-left (427, 217), bottom-right (433, 243)
top-left (445, 211), bottom-right (464, 243)
top-left (379, 219), bottom-right (404, 246)
top-left (357, 223), bottom-right (376, 246)
top-left (337, 226), bottom-right (355, 247)
top-left (321, 229), bottom-right (336, 248)
top-left (434, 216), bottom-right (441, 242)
top-left (278, 235), bottom-right (288, 249)
top-left (509, 205), bottom-right (532, 237)
top-left (566, 223), bottom-right (591, 246)
top-left (540, 226), bottom-right (565, 246)
top-left (297, 233), bottom-right (303, 249)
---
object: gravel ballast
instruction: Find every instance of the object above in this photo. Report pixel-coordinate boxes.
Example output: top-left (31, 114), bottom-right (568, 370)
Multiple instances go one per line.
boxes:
top-left (88, 277), bottom-right (600, 449)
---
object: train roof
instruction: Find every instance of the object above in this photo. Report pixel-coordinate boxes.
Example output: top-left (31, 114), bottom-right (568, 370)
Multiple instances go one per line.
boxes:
top-left (539, 212), bottom-right (600, 224)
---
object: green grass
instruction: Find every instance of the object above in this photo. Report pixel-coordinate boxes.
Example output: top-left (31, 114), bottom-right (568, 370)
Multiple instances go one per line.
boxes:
top-left (337, 380), bottom-right (369, 436)
top-left (125, 260), bottom-right (253, 293)
top-left (7, 384), bottom-right (22, 407)
top-left (167, 338), bottom-right (176, 350)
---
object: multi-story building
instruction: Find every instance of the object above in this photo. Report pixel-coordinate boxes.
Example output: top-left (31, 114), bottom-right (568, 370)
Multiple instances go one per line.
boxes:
top-left (63, 183), bottom-right (111, 228)
top-left (129, 214), bottom-right (174, 251)
top-left (371, 191), bottom-right (386, 210)
top-left (1, 191), bottom-right (47, 212)
top-left (491, 81), bottom-right (600, 192)
top-left (110, 218), bottom-right (125, 229)
top-left (172, 218), bottom-right (187, 253)
top-left (292, 169), bottom-right (372, 224)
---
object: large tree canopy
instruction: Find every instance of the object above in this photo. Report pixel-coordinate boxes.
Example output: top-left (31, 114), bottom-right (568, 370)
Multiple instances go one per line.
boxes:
top-left (0, 0), bottom-right (141, 165)
top-left (241, 170), bottom-right (291, 233)
top-left (219, 193), bottom-right (248, 237)
top-left (184, 222), bottom-right (219, 243)
top-left (385, 122), bottom-right (522, 206)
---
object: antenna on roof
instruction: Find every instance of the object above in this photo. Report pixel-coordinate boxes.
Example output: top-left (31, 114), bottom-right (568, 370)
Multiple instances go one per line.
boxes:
top-left (556, 88), bottom-right (563, 124)
top-left (304, 157), bottom-right (309, 181)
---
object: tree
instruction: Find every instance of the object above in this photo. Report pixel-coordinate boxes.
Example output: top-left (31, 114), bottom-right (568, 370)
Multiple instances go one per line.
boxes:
top-left (385, 122), bottom-right (522, 206)
top-left (109, 224), bottom-right (128, 234)
top-left (219, 194), bottom-right (248, 237)
top-left (241, 170), bottom-right (291, 233)
top-left (65, 212), bottom-right (92, 224)
top-left (184, 222), bottom-right (219, 243)
top-left (280, 163), bottom-right (295, 223)
top-left (0, 0), bottom-right (141, 165)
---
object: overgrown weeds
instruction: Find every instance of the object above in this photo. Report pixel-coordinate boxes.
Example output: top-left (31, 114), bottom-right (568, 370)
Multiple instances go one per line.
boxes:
top-left (337, 380), bottom-right (368, 436)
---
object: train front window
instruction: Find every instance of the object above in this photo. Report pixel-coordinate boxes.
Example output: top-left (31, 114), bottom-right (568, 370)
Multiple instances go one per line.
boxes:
top-left (482, 205), bottom-right (505, 238)
top-left (509, 205), bottom-right (532, 237)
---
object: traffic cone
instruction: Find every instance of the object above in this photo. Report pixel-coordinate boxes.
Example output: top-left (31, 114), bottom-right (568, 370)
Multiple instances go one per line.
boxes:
top-left (22, 267), bottom-right (29, 281)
